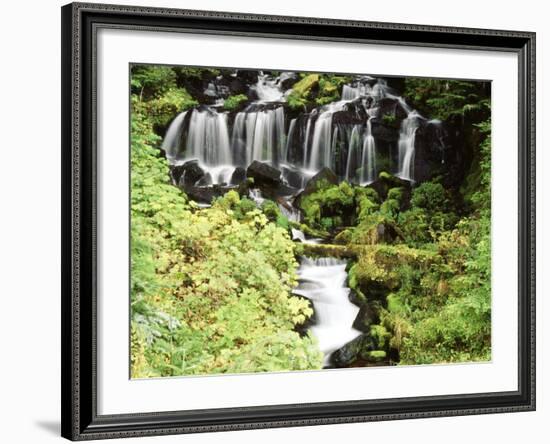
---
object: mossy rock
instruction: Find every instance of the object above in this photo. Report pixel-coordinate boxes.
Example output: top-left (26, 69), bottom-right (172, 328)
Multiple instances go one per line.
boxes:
top-left (350, 244), bottom-right (438, 299)
top-left (292, 74), bottom-right (320, 97)
top-left (330, 334), bottom-right (370, 367)
top-left (363, 350), bottom-right (387, 363)
top-left (367, 171), bottom-right (412, 201)
top-left (301, 243), bottom-right (356, 259)
top-left (334, 228), bottom-right (353, 245)
top-left (352, 304), bottom-right (377, 333)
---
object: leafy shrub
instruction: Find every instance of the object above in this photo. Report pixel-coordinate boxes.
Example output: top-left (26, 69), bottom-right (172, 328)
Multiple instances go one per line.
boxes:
top-left (223, 94), bottom-right (248, 111)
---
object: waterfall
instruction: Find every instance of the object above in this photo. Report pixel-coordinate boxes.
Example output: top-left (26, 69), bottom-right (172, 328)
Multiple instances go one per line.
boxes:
top-left (186, 109), bottom-right (232, 166)
top-left (295, 257), bottom-right (362, 366)
top-left (241, 106), bottom-right (286, 166)
top-left (160, 72), bottom-right (432, 191)
top-left (302, 114), bottom-right (314, 169)
top-left (308, 102), bottom-right (349, 171)
top-left (230, 112), bottom-right (247, 166)
top-left (309, 112), bottom-right (334, 170)
top-left (284, 118), bottom-right (297, 163)
top-left (161, 111), bottom-right (188, 161)
top-left (360, 118), bottom-right (376, 184)
top-left (397, 111), bottom-right (421, 181)
top-left (253, 72), bottom-right (285, 102)
top-left (345, 125), bottom-right (362, 182)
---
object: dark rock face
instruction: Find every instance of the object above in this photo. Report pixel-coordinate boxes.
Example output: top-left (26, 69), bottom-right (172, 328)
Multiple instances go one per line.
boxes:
top-left (281, 166), bottom-right (305, 189)
top-left (246, 161), bottom-right (282, 185)
top-left (377, 97), bottom-right (408, 122)
top-left (352, 305), bottom-right (377, 333)
top-left (185, 184), bottom-right (234, 204)
top-left (171, 160), bottom-right (205, 187)
top-left (371, 119), bottom-right (400, 142)
top-left (194, 173), bottom-right (213, 187)
top-left (330, 334), bottom-right (373, 367)
top-left (230, 167), bottom-right (246, 185)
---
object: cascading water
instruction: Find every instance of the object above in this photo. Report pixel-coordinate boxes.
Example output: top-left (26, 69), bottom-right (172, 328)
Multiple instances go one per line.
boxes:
top-left (345, 125), bottom-right (362, 182)
top-left (253, 72), bottom-right (287, 102)
top-left (229, 105), bottom-right (288, 169)
top-left (397, 111), bottom-right (421, 181)
top-left (360, 118), bottom-right (376, 185)
top-left (295, 257), bottom-right (362, 366)
top-left (186, 109), bottom-right (232, 165)
top-left (161, 111), bottom-right (188, 161)
top-left (162, 72), bottom-right (428, 188)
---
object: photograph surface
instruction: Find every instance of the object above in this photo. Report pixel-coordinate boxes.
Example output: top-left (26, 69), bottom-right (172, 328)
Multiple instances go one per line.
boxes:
top-left (129, 65), bottom-right (491, 378)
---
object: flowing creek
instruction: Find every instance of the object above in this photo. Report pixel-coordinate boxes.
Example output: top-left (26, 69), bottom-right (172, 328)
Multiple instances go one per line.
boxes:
top-left (295, 256), bottom-right (362, 366)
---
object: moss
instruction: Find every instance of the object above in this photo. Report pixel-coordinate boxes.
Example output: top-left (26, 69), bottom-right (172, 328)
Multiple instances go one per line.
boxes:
top-left (382, 113), bottom-right (398, 127)
top-left (286, 91), bottom-right (308, 110)
top-left (387, 187), bottom-right (404, 202)
top-left (355, 186), bottom-right (381, 203)
top-left (144, 87), bottom-right (197, 128)
top-left (387, 293), bottom-right (407, 314)
top-left (301, 243), bottom-right (357, 259)
top-left (366, 350), bottom-right (387, 361)
top-left (334, 229), bottom-right (353, 245)
top-left (261, 200), bottom-right (290, 230)
top-left (299, 181), bottom-right (356, 231)
top-left (350, 244), bottom-right (438, 299)
top-left (223, 94), bottom-right (248, 111)
top-left (370, 325), bottom-right (390, 349)
top-left (410, 181), bottom-right (450, 213)
top-left (292, 74), bottom-right (319, 96)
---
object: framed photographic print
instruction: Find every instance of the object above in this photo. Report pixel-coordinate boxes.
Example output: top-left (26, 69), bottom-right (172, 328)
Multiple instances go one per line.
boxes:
top-left (61, 2), bottom-right (536, 440)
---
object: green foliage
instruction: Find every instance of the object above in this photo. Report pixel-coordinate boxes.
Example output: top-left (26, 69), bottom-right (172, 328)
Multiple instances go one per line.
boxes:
top-left (131, 65), bottom-right (177, 98)
top-left (382, 113), bottom-right (398, 127)
top-left (130, 83), bottom-right (322, 377)
top-left (223, 94), bottom-right (249, 111)
top-left (300, 181), bottom-right (355, 230)
top-left (261, 200), bottom-right (290, 230)
top-left (292, 74), bottom-right (319, 96)
top-left (129, 65), bottom-right (491, 372)
top-left (144, 88), bottom-right (197, 128)
top-left (403, 78), bottom-right (490, 120)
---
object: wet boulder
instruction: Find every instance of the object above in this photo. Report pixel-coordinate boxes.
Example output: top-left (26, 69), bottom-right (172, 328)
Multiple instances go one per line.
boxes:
top-left (366, 171), bottom-right (412, 200)
top-left (246, 161), bottom-right (282, 186)
top-left (302, 167), bottom-right (338, 196)
top-left (185, 184), bottom-right (233, 204)
top-left (371, 119), bottom-right (400, 142)
top-left (230, 167), bottom-right (246, 185)
top-left (171, 160), bottom-right (205, 187)
top-left (377, 96), bottom-right (409, 121)
top-left (330, 334), bottom-right (373, 367)
top-left (352, 304), bottom-right (377, 333)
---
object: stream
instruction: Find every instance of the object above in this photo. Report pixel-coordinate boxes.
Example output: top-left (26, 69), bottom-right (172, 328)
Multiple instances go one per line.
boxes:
top-left (295, 256), bottom-right (362, 366)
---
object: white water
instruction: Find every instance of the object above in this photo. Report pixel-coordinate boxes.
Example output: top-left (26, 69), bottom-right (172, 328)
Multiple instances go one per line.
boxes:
top-left (397, 111), bottom-right (421, 181)
top-left (232, 106), bottom-right (286, 166)
top-left (291, 228), bottom-right (306, 242)
top-left (345, 125), bottom-right (362, 182)
top-left (162, 73), bottom-right (426, 187)
top-left (360, 118), bottom-right (376, 184)
top-left (307, 102), bottom-right (347, 171)
top-left (295, 257), bottom-right (362, 366)
top-left (186, 109), bottom-right (232, 165)
top-left (253, 72), bottom-right (286, 102)
top-left (162, 111), bottom-right (188, 161)
top-left (278, 201), bottom-right (301, 223)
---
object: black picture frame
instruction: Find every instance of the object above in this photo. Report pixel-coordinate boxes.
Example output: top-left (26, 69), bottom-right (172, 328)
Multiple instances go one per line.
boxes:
top-left (61, 2), bottom-right (536, 440)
